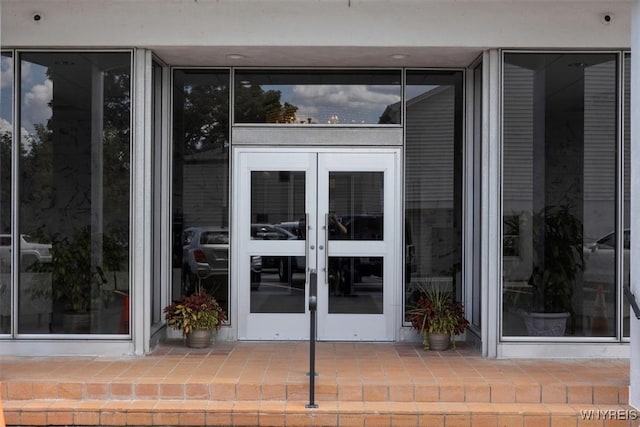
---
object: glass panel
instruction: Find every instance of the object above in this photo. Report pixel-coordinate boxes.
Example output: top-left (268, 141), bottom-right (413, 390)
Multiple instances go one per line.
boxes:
top-left (234, 70), bottom-right (402, 125)
top-left (250, 170), bottom-right (305, 314)
top-left (328, 256), bottom-right (383, 314)
top-left (172, 70), bottom-right (230, 314)
top-left (404, 70), bottom-right (464, 322)
top-left (624, 53), bottom-right (630, 338)
top-left (250, 256), bottom-right (305, 313)
top-left (251, 171), bottom-right (306, 233)
top-left (151, 60), bottom-right (162, 327)
top-left (0, 52), bottom-right (12, 334)
top-left (502, 53), bottom-right (618, 337)
top-left (472, 64), bottom-right (483, 328)
top-left (329, 172), bottom-right (383, 241)
top-left (19, 52), bottom-right (131, 334)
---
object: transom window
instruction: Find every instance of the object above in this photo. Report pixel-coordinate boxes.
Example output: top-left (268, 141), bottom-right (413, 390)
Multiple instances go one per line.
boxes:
top-left (233, 70), bottom-right (402, 125)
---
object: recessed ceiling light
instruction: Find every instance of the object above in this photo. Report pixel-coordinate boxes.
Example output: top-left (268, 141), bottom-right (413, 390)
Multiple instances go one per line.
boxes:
top-left (226, 54), bottom-right (246, 60)
top-left (390, 54), bottom-right (408, 60)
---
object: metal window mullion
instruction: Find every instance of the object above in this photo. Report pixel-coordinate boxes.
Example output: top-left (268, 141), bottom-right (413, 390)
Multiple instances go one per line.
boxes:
top-left (484, 49), bottom-right (501, 358)
top-left (401, 67), bottom-right (406, 325)
top-left (617, 52), bottom-right (626, 342)
top-left (11, 50), bottom-right (20, 339)
top-left (159, 59), bottom-right (172, 332)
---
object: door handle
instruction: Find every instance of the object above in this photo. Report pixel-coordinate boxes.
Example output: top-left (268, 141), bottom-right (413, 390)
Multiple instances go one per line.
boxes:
top-left (324, 213), bottom-right (329, 286)
top-left (305, 213), bottom-right (310, 280)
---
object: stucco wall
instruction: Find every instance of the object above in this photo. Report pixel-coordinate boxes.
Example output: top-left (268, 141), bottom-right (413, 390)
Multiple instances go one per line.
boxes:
top-left (0, 0), bottom-right (632, 67)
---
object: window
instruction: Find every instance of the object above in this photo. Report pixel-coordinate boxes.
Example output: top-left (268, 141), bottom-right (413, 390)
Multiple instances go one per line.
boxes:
top-left (233, 70), bottom-right (402, 125)
top-left (0, 52), bottom-right (12, 335)
top-left (502, 53), bottom-right (618, 338)
top-left (404, 70), bottom-right (464, 320)
top-left (172, 69), bottom-right (230, 314)
top-left (19, 52), bottom-right (131, 334)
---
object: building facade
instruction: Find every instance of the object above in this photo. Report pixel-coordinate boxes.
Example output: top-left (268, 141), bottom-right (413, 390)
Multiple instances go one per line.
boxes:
top-left (1, 2), bottom-right (638, 400)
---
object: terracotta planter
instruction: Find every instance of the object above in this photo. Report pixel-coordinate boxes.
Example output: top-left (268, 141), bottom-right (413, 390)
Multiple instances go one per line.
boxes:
top-left (186, 329), bottom-right (214, 348)
top-left (427, 332), bottom-right (450, 351)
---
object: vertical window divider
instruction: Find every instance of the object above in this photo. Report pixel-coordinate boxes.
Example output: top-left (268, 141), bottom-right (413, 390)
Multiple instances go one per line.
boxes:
top-left (11, 50), bottom-right (20, 338)
top-left (617, 52), bottom-right (626, 342)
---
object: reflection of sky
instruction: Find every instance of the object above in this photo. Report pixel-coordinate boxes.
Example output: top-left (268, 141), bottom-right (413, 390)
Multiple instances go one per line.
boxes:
top-left (2, 61), bottom-right (438, 131)
top-left (0, 56), bottom-right (51, 148)
top-left (20, 61), bottom-right (52, 136)
top-left (1, 55), bottom-right (13, 128)
top-left (406, 85), bottom-right (439, 101)
top-left (260, 84), bottom-right (401, 124)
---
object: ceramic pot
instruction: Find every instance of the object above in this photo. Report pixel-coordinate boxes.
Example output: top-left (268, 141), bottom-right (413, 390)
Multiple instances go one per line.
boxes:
top-left (427, 332), bottom-right (450, 351)
top-left (186, 329), bottom-right (214, 348)
top-left (62, 312), bottom-right (91, 334)
top-left (523, 312), bottom-right (569, 336)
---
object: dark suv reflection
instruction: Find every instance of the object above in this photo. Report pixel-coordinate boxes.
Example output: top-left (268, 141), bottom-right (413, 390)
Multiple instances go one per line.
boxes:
top-left (251, 224), bottom-right (305, 282)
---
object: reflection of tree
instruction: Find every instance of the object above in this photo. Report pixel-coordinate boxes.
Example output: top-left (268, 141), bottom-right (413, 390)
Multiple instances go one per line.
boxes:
top-left (102, 69), bottom-right (131, 236)
top-left (235, 84), bottom-right (298, 124)
top-left (20, 123), bottom-right (53, 233)
top-left (179, 82), bottom-right (229, 155)
top-left (175, 79), bottom-right (300, 158)
top-left (0, 131), bottom-right (12, 232)
top-left (173, 72), bottom-right (231, 238)
top-left (19, 61), bottom-right (131, 244)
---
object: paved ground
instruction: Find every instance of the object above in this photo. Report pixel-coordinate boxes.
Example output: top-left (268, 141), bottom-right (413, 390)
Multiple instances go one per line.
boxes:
top-left (0, 341), bottom-right (634, 426)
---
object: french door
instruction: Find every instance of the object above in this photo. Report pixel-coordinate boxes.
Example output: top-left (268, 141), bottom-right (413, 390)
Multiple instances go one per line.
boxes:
top-left (234, 148), bottom-right (400, 341)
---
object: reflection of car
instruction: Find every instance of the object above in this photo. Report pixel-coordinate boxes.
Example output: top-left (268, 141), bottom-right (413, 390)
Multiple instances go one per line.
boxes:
top-left (583, 229), bottom-right (630, 286)
top-left (277, 221), bottom-right (305, 239)
top-left (182, 227), bottom-right (261, 293)
top-left (0, 234), bottom-right (53, 267)
top-left (251, 224), bottom-right (305, 282)
top-left (251, 224), bottom-right (297, 241)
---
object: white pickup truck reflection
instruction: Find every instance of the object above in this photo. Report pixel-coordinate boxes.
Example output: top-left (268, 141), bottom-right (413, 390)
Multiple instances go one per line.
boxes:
top-left (0, 234), bottom-right (53, 267)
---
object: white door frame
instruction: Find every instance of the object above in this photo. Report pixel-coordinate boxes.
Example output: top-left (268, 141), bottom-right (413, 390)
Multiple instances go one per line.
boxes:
top-left (233, 147), bottom-right (402, 341)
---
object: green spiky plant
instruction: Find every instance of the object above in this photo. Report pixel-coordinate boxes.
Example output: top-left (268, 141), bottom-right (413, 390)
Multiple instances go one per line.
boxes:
top-left (407, 283), bottom-right (469, 349)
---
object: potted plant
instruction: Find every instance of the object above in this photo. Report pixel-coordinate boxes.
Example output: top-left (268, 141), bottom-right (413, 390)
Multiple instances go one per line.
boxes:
top-left (29, 226), bottom-right (127, 333)
top-left (407, 283), bottom-right (469, 351)
top-left (524, 204), bottom-right (584, 336)
top-left (164, 290), bottom-right (227, 348)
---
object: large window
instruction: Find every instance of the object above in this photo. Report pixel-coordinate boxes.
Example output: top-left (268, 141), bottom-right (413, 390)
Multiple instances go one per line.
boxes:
top-left (623, 53), bottom-right (630, 338)
top-left (18, 52), bottom-right (131, 335)
top-left (233, 70), bottom-right (402, 125)
top-left (404, 70), bottom-right (464, 320)
top-left (502, 53), bottom-right (619, 338)
top-left (0, 52), bottom-right (13, 334)
top-left (172, 70), bottom-right (230, 314)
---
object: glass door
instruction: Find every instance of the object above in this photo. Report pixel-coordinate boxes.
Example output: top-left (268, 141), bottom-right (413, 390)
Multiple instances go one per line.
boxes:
top-left (316, 152), bottom-right (398, 340)
top-left (236, 151), bottom-right (316, 340)
top-left (235, 148), bottom-right (399, 341)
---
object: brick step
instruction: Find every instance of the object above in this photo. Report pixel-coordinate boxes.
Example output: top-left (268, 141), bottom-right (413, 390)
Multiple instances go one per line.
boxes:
top-left (1, 379), bottom-right (629, 405)
top-left (3, 399), bottom-right (638, 426)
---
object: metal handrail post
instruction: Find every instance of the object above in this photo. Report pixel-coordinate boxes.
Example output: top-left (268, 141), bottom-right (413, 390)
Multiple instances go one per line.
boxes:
top-left (306, 269), bottom-right (318, 409)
